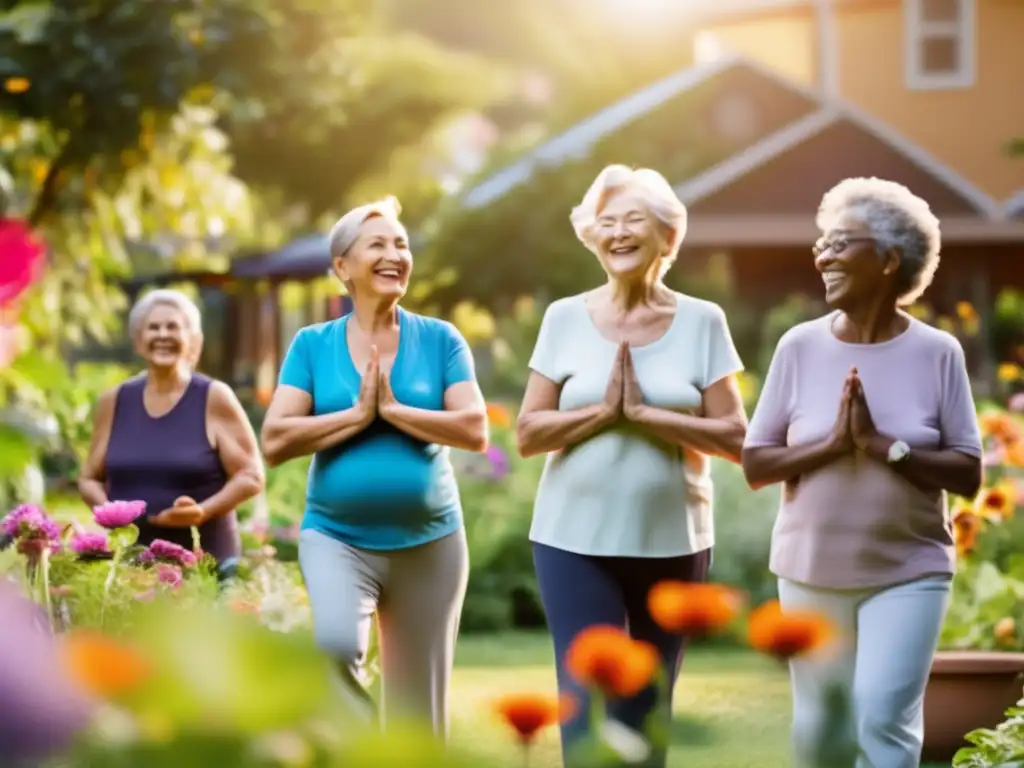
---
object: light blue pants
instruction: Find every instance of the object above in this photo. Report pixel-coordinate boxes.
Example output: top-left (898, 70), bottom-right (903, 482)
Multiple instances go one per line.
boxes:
top-left (778, 575), bottom-right (951, 768)
top-left (298, 527), bottom-right (468, 738)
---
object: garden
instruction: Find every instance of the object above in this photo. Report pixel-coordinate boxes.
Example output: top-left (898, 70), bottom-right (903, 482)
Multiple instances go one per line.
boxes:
top-left (5, 1), bottom-right (1024, 765)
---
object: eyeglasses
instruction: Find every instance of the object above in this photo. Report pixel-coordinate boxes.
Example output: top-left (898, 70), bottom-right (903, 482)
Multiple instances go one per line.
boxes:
top-left (812, 237), bottom-right (875, 258)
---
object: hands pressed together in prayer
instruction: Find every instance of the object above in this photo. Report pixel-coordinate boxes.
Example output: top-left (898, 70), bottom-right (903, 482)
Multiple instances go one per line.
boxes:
top-left (353, 345), bottom-right (403, 427)
top-left (599, 341), bottom-right (648, 425)
top-left (829, 366), bottom-right (886, 458)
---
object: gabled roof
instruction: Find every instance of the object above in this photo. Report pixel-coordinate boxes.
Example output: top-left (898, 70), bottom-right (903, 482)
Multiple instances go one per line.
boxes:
top-left (461, 56), bottom-right (748, 209)
top-left (462, 54), bottom-right (1004, 222)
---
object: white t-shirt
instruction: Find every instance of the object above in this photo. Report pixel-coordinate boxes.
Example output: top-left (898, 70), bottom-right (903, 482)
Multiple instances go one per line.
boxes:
top-left (527, 292), bottom-right (744, 557)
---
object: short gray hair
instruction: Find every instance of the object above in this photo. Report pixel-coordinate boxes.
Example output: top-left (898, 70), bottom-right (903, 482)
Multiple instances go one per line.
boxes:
top-left (127, 289), bottom-right (203, 340)
top-left (328, 196), bottom-right (404, 261)
top-left (816, 177), bottom-right (941, 306)
top-left (570, 164), bottom-right (689, 276)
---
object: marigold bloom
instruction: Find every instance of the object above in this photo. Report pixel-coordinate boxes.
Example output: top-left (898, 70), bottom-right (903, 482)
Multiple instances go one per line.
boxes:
top-left (995, 617), bottom-right (1016, 646)
top-left (493, 692), bottom-right (575, 744)
top-left (565, 626), bottom-right (658, 699)
top-left (93, 500), bottom-right (146, 529)
top-left (747, 600), bottom-right (835, 661)
top-left (486, 402), bottom-right (513, 429)
top-left (979, 411), bottom-right (1020, 442)
top-left (952, 507), bottom-right (983, 557)
top-left (61, 632), bottom-right (151, 699)
top-left (647, 581), bottom-right (743, 637)
top-left (975, 482), bottom-right (1016, 520)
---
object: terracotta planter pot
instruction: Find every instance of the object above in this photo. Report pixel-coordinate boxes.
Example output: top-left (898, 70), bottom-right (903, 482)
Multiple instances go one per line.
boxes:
top-left (922, 650), bottom-right (1024, 763)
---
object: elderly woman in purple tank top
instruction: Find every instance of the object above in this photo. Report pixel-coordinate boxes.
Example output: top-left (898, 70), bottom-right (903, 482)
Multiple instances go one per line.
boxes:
top-left (78, 289), bottom-right (264, 570)
top-left (742, 177), bottom-right (983, 767)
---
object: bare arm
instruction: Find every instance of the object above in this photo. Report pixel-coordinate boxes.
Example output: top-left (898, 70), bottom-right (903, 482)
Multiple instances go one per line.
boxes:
top-left (260, 386), bottom-right (371, 467)
top-left (515, 371), bottom-right (615, 459)
top-left (196, 382), bottom-right (266, 521)
top-left (741, 439), bottom-right (847, 490)
top-left (380, 379), bottom-right (488, 452)
top-left (862, 435), bottom-right (982, 499)
top-left (77, 388), bottom-right (117, 507)
top-left (629, 374), bottom-right (748, 464)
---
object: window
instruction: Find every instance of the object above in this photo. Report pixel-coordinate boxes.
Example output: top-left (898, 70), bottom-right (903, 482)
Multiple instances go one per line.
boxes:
top-left (905, 0), bottom-right (976, 89)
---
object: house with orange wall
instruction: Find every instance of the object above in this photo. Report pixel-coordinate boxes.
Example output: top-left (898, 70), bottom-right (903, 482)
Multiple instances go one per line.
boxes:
top-left (463, 0), bottom-right (1024, 314)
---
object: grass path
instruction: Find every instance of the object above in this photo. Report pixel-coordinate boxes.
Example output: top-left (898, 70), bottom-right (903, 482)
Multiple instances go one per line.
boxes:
top-left (450, 632), bottom-right (792, 767)
top-left (450, 632), bottom-right (950, 768)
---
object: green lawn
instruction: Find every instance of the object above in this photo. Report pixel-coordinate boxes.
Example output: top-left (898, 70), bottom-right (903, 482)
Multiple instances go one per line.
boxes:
top-left (450, 632), bottom-right (950, 768)
top-left (451, 632), bottom-right (791, 767)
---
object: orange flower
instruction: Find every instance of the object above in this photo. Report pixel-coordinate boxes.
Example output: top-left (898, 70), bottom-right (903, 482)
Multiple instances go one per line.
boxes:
top-left (995, 617), bottom-right (1016, 647)
top-left (979, 412), bottom-right (1020, 442)
top-left (747, 600), bottom-right (835, 661)
top-left (230, 599), bottom-right (260, 615)
top-left (952, 506), bottom-right (983, 557)
top-left (486, 402), bottom-right (512, 429)
top-left (61, 631), bottom-right (151, 699)
top-left (3, 77), bottom-right (29, 94)
top-left (955, 301), bottom-right (977, 323)
top-left (648, 581), bottom-right (743, 637)
top-left (998, 363), bottom-right (1021, 383)
top-left (1004, 440), bottom-right (1024, 468)
top-left (975, 482), bottom-right (1016, 520)
top-left (493, 692), bottom-right (575, 744)
top-left (565, 626), bottom-right (658, 699)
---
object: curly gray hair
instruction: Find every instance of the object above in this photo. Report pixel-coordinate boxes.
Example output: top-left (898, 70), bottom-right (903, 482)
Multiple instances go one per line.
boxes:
top-left (816, 177), bottom-right (941, 306)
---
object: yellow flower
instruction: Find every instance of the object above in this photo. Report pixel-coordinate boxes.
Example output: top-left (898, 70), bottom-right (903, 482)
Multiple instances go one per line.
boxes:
top-left (936, 316), bottom-right (956, 333)
top-left (998, 363), bottom-right (1021, 382)
top-left (975, 482), bottom-right (1017, 520)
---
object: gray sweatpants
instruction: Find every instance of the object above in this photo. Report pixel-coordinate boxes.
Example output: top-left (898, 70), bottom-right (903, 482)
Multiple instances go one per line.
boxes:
top-left (298, 527), bottom-right (468, 738)
top-left (778, 574), bottom-right (951, 768)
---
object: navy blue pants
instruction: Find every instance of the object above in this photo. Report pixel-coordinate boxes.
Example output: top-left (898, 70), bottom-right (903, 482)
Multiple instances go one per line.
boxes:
top-left (533, 542), bottom-right (712, 767)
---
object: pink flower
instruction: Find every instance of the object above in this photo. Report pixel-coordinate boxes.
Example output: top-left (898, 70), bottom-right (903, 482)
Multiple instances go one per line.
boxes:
top-left (138, 539), bottom-right (197, 568)
top-left (1009, 392), bottom-right (1024, 413)
top-left (1, 504), bottom-right (61, 551)
top-left (156, 564), bottom-right (183, 589)
top-left (93, 500), bottom-right (146, 529)
top-left (0, 219), bottom-right (45, 308)
top-left (68, 531), bottom-right (110, 557)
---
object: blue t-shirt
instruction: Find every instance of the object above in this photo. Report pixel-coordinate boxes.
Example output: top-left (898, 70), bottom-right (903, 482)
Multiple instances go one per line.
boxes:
top-left (277, 308), bottom-right (476, 550)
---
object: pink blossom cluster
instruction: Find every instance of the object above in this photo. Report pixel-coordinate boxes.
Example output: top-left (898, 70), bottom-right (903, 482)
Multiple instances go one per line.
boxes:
top-left (92, 500), bottom-right (146, 529)
top-left (138, 539), bottom-right (197, 569)
top-left (1, 504), bottom-right (61, 552)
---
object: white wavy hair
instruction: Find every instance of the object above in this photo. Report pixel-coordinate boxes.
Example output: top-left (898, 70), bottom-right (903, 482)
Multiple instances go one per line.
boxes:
top-left (816, 177), bottom-right (941, 306)
top-left (570, 164), bottom-right (689, 277)
top-left (127, 289), bottom-right (203, 367)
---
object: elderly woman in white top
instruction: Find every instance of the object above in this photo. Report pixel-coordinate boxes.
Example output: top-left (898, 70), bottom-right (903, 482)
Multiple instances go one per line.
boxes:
top-left (516, 165), bottom-right (748, 767)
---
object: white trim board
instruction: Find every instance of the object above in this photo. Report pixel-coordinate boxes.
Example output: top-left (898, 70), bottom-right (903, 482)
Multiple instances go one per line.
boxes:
top-left (1004, 189), bottom-right (1024, 218)
top-left (674, 98), bottom-right (1001, 218)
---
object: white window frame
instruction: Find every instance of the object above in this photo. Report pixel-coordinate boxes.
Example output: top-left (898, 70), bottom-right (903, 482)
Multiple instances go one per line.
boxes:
top-left (904, 0), bottom-right (976, 90)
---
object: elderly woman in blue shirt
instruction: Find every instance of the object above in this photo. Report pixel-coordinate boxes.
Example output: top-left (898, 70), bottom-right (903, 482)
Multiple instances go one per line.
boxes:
top-left (260, 196), bottom-right (488, 736)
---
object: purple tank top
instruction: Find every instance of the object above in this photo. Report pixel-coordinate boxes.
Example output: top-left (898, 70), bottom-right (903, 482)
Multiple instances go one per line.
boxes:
top-left (104, 373), bottom-right (240, 562)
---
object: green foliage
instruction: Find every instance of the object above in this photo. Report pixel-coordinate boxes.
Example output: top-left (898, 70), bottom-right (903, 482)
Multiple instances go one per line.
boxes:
top-left (941, 561), bottom-right (1024, 653)
top-left (954, 703), bottom-right (1024, 766)
top-left (0, 0), bottom-right (508, 223)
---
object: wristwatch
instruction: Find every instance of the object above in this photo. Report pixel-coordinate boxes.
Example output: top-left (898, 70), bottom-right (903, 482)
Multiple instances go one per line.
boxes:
top-left (887, 439), bottom-right (911, 464)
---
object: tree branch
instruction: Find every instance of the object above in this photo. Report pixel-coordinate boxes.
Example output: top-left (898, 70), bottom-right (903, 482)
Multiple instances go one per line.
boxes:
top-left (28, 137), bottom-right (75, 228)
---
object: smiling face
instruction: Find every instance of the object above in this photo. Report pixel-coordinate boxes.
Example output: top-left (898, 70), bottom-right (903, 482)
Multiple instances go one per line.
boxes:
top-left (814, 215), bottom-right (898, 310)
top-left (333, 215), bottom-right (412, 300)
top-left (135, 303), bottom-right (198, 371)
top-left (592, 191), bottom-right (672, 281)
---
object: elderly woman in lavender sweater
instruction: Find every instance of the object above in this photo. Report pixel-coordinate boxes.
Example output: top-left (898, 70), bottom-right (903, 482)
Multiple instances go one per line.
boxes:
top-left (742, 177), bottom-right (982, 768)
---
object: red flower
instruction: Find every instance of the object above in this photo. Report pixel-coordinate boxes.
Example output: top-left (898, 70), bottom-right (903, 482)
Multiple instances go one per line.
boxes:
top-left (0, 219), bottom-right (45, 308)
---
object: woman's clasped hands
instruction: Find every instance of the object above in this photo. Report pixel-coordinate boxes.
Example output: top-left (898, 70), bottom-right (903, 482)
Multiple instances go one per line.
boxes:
top-left (353, 345), bottom-right (401, 427)
top-left (599, 341), bottom-right (647, 425)
top-left (829, 366), bottom-right (880, 455)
